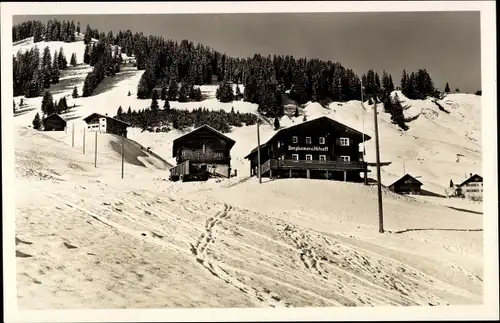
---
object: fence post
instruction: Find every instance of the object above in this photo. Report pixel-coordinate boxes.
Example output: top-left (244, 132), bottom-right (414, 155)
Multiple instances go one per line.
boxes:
top-left (72, 124), bottom-right (75, 147)
top-left (94, 130), bottom-right (98, 168)
top-left (121, 136), bottom-right (124, 179)
top-left (83, 127), bottom-right (86, 154)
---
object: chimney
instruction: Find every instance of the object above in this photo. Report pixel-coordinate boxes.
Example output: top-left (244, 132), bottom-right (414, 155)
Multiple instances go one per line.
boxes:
top-left (105, 113), bottom-right (108, 116)
top-left (470, 173), bottom-right (472, 178)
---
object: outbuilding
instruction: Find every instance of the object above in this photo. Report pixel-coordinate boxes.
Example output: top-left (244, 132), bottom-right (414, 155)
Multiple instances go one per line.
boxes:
top-left (83, 113), bottom-right (130, 137)
top-left (42, 113), bottom-right (67, 131)
top-left (388, 174), bottom-right (423, 195)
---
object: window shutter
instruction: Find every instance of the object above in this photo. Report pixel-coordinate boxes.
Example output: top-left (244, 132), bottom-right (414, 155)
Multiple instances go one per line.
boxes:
top-left (335, 138), bottom-right (341, 145)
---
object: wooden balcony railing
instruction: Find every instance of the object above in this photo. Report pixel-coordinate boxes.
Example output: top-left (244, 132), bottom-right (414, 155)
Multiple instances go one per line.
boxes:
top-left (269, 159), bottom-right (368, 171)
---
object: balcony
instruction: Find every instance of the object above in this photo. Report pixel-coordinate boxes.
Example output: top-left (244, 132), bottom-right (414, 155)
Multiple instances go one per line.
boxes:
top-left (269, 159), bottom-right (368, 171)
top-left (178, 151), bottom-right (230, 164)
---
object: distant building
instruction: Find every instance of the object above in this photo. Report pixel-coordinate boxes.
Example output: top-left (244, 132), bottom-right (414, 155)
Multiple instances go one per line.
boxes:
top-left (388, 174), bottom-right (423, 195)
top-left (244, 116), bottom-right (372, 182)
top-left (169, 125), bottom-right (236, 181)
top-left (457, 173), bottom-right (483, 200)
top-left (42, 113), bottom-right (67, 131)
top-left (83, 113), bottom-right (130, 137)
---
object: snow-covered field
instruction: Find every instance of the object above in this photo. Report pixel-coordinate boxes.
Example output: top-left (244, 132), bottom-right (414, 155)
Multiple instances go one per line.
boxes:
top-left (10, 37), bottom-right (488, 310)
top-left (14, 126), bottom-right (483, 309)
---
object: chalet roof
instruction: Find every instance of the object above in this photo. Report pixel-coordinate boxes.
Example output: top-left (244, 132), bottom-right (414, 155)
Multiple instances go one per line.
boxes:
top-left (244, 116), bottom-right (372, 159)
top-left (42, 113), bottom-right (67, 123)
top-left (458, 174), bottom-right (483, 187)
top-left (171, 124), bottom-right (236, 158)
top-left (83, 113), bottom-right (131, 126)
top-left (388, 173), bottom-right (423, 188)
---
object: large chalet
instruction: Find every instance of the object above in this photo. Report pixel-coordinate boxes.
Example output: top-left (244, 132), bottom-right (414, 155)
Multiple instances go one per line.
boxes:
top-left (245, 116), bottom-right (372, 182)
top-left (169, 124), bottom-right (236, 181)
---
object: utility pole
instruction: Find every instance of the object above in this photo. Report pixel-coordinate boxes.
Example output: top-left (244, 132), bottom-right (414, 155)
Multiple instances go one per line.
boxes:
top-left (373, 102), bottom-right (384, 233)
top-left (83, 127), bottom-right (86, 154)
top-left (403, 160), bottom-right (406, 175)
top-left (121, 135), bottom-right (125, 179)
top-left (71, 124), bottom-right (75, 147)
top-left (94, 130), bottom-right (98, 168)
top-left (257, 118), bottom-right (262, 184)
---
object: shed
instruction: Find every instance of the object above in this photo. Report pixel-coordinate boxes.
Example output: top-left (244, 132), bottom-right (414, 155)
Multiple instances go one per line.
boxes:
top-left (388, 174), bottom-right (423, 195)
top-left (42, 113), bottom-right (67, 131)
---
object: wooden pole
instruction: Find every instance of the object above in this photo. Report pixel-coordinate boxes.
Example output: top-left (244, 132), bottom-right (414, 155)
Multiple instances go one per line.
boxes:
top-left (94, 130), bottom-right (98, 168)
top-left (83, 127), bottom-right (86, 154)
top-left (373, 103), bottom-right (384, 233)
top-left (121, 136), bottom-right (125, 179)
top-left (257, 119), bottom-right (262, 184)
top-left (72, 124), bottom-right (75, 147)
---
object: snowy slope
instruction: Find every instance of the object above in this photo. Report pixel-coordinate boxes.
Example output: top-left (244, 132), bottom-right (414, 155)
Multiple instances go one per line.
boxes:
top-left (12, 37), bottom-right (482, 195)
top-left (15, 127), bottom-right (483, 309)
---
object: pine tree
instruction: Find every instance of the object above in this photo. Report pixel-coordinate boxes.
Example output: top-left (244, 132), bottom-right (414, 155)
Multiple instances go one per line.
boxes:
top-left (51, 51), bottom-right (60, 84)
top-left (84, 25), bottom-right (92, 44)
top-left (163, 99), bottom-right (170, 111)
top-left (167, 78), bottom-right (179, 101)
top-left (13, 100), bottom-right (16, 113)
top-left (178, 83), bottom-right (189, 102)
top-left (128, 91), bottom-right (131, 96)
top-left (76, 21), bottom-right (81, 35)
top-left (70, 53), bottom-right (77, 66)
top-left (150, 90), bottom-right (160, 115)
top-left (72, 86), bottom-right (78, 98)
top-left (83, 44), bottom-right (91, 64)
top-left (449, 179), bottom-right (454, 188)
top-left (32, 112), bottom-right (42, 130)
top-left (160, 87), bottom-right (167, 100)
top-left (41, 91), bottom-right (54, 115)
top-left (445, 82), bottom-right (450, 93)
top-left (58, 47), bottom-right (67, 70)
top-left (117, 106), bottom-right (123, 117)
top-left (193, 87), bottom-right (203, 101)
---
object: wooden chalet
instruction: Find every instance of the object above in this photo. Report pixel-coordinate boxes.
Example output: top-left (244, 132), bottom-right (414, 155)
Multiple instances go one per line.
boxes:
top-left (42, 113), bottom-right (67, 131)
top-left (457, 173), bottom-right (483, 200)
top-left (388, 174), bottom-right (423, 195)
top-left (245, 116), bottom-right (372, 182)
top-left (83, 113), bottom-right (130, 137)
top-left (169, 124), bottom-right (236, 181)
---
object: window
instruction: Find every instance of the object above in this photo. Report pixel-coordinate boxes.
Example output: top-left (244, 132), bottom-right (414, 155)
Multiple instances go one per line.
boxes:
top-left (319, 155), bottom-right (326, 162)
top-left (292, 136), bottom-right (298, 144)
top-left (291, 154), bottom-right (299, 161)
top-left (319, 137), bottom-right (325, 145)
top-left (305, 154), bottom-right (313, 161)
top-left (277, 141), bottom-right (281, 148)
top-left (340, 156), bottom-right (350, 162)
top-left (306, 137), bottom-right (312, 144)
top-left (340, 137), bottom-right (350, 146)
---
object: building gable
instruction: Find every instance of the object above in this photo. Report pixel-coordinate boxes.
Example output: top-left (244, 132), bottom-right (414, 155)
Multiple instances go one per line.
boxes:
top-left (245, 116), bottom-right (371, 159)
top-left (389, 174), bottom-right (423, 188)
top-left (42, 113), bottom-right (66, 124)
top-left (172, 125), bottom-right (236, 158)
top-left (459, 174), bottom-right (483, 187)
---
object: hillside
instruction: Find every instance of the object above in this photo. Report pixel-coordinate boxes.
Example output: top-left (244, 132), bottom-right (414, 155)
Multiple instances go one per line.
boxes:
top-left (15, 127), bottom-right (483, 309)
top-left (12, 37), bottom-right (482, 195)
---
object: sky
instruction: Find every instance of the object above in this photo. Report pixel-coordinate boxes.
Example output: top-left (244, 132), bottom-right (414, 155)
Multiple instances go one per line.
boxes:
top-left (13, 12), bottom-right (481, 92)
